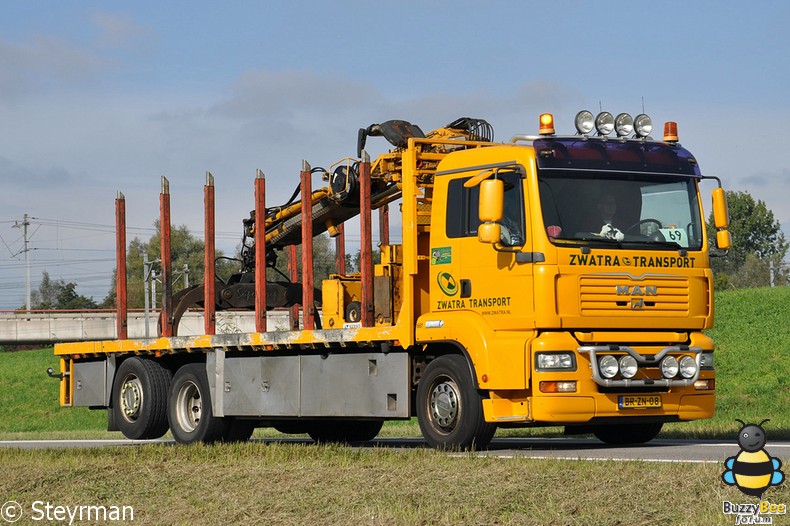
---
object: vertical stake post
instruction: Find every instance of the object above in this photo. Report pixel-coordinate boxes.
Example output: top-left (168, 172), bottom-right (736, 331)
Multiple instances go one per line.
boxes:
top-left (254, 170), bottom-right (267, 333)
top-left (300, 161), bottom-right (315, 330)
top-left (379, 204), bottom-right (390, 246)
top-left (115, 192), bottom-right (128, 339)
top-left (359, 151), bottom-right (374, 327)
top-left (159, 176), bottom-right (173, 337)
top-left (288, 244), bottom-right (300, 330)
top-left (204, 172), bottom-right (216, 335)
top-left (335, 222), bottom-right (346, 275)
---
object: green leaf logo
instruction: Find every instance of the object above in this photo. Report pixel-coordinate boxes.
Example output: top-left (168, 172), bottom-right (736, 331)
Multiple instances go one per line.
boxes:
top-left (437, 272), bottom-right (458, 296)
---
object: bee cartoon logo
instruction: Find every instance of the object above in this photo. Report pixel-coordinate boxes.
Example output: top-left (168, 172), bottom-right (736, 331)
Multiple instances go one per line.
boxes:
top-left (722, 419), bottom-right (785, 498)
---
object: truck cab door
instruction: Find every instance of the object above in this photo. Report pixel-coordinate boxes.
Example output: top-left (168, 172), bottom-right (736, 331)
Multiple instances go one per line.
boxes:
top-left (431, 168), bottom-right (535, 331)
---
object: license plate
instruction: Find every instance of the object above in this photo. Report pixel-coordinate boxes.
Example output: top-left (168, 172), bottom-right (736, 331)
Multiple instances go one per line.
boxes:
top-left (618, 395), bottom-right (662, 409)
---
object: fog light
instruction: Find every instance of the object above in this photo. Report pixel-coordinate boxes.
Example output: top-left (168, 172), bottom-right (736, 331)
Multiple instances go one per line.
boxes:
top-left (679, 355), bottom-right (697, 379)
top-left (618, 355), bottom-right (638, 379)
top-left (694, 379), bottom-right (715, 390)
top-left (599, 355), bottom-right (618, 379)
top-left (660, 356), bottom-right (679, 378)
top-left (540, 381), bottom-right (577, 393)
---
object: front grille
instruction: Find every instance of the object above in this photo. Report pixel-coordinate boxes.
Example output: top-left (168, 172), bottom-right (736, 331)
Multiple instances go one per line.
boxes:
top-left (579, 275), bottom-right (689, 316)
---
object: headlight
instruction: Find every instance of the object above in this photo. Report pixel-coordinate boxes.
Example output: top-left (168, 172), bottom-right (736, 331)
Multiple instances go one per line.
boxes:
top-left (536, 352), bottom-right (575, 370)
top-left (615, 113), bottom-right (634, 137)
top-left (595, 112), bottom-right (614, 136)
top-left (634, 113), bottom-right (653, 138)
top-left (599, 355), bottom-right (618, 379)
top-left (618, 355), bottom-right (638, 379)
top-left (575, 110), bottom-right (594, 135)
top-left (660, 356), bottom-right (679, 378)
top-left (679, 355), bottom-right (698, 379)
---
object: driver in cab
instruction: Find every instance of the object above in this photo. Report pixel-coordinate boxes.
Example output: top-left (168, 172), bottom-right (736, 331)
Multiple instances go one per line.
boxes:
top-left (590, 194), bottom-right (625, 241)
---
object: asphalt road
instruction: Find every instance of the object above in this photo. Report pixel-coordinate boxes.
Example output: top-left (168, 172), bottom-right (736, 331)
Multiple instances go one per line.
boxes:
top-left (3, 437), bottom-right (788, 463)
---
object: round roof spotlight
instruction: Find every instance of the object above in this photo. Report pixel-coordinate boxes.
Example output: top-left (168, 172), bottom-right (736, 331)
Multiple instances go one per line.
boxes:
top-left (595, 112), bottom-right (614, 136)
top-left (615, 113), bottom-right (634, 137)
top-left (575, 110), bottom-right (595, 135)
top-left (634, 113), bottom-right (653, 138)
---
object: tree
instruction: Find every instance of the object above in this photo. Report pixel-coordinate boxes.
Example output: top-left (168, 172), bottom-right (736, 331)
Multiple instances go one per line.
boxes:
top-left (707, 190), bottom-right (789, 288)
top-left (269, 233), bottom-right (344, 284)
top-left (30, 271), bottom-right (98, 310)
top-left (104, 221), bottom-right (236, 309)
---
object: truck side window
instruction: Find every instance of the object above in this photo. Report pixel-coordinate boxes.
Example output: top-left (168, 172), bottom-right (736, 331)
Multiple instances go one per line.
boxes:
top-left (445, 170), bottom-right (525, 245)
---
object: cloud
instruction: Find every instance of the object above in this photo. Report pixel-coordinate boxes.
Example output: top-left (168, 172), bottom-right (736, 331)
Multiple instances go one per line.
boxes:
top-left (0, 35), bottom-right (103, 99)
top-left (91, 12), bottom-right (146, 49)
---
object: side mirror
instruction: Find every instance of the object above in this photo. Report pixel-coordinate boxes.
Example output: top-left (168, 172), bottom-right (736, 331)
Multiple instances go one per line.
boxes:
top-left (711, 187), bottom-right (731, 250)
top-left (478, 179), bottom-right (504, 244)
top-left (478, 223), bottom-right (501, 244)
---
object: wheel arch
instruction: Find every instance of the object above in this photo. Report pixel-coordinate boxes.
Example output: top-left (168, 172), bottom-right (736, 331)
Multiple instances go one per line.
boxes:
top-left (414, 341), bottom-right (480, 389)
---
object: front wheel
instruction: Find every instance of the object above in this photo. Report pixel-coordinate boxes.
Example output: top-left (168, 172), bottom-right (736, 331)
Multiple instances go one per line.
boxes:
top-left (168, 363), bottom-right (227, 444)
top-left (416, 354), bottom-right (496, 450)
top-left (592, 422), bottom-right (663, 445)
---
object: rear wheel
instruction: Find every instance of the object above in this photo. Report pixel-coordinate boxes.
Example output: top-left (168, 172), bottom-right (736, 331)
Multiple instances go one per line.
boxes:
top-left (592, 422), bottom-right (663, 445)
top-left (168, 363), bottom-right (227, 444)
top-left (416, 354), bottom-right (496, 450)
top-left (112, 357), bottom-right (172, 440)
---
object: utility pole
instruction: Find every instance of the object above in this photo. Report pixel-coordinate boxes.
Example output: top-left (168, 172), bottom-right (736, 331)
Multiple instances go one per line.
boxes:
top-left (144, 253), bottom-right (150, 337)
top-left (13, 213), bottom-right (31, 311)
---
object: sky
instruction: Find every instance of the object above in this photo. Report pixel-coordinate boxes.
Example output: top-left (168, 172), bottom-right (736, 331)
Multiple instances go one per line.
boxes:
top-left (1, 0), bottom-right (789, 309)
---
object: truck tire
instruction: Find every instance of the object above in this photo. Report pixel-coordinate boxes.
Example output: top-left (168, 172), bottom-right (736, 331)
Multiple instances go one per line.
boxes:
top-left (416, 354), bottom-right (496, 450)
top-left (168, 363), bottom-right (227, 444)
top-left (112, 357), bottom-right (172, 440)
top-left (307, 420), bottom-right (383, 443)
top-left (592, 422), bottom-right (663, 445)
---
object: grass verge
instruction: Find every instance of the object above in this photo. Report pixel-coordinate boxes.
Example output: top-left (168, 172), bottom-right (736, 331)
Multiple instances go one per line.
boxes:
top-left (1, 442), bottom-right (786, 526)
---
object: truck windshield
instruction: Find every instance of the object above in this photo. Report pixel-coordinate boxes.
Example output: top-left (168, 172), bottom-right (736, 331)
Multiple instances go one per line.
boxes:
top-left (538, 171), bottom-right (703, 250)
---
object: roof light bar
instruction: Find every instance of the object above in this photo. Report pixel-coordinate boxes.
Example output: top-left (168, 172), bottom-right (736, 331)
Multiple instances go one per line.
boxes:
top-left (545, 111), bottom-right (658, 139)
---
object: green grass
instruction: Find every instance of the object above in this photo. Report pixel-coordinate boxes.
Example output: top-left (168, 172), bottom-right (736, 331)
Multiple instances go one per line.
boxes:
top-left (2, 443), bottom-right (786, 526)
top-left (1, 286), bottom-right (789, 440)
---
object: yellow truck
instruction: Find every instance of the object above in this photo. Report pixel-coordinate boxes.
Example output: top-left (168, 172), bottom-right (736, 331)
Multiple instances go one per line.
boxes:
top-left (53, 111), bottom-right (730, 449)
